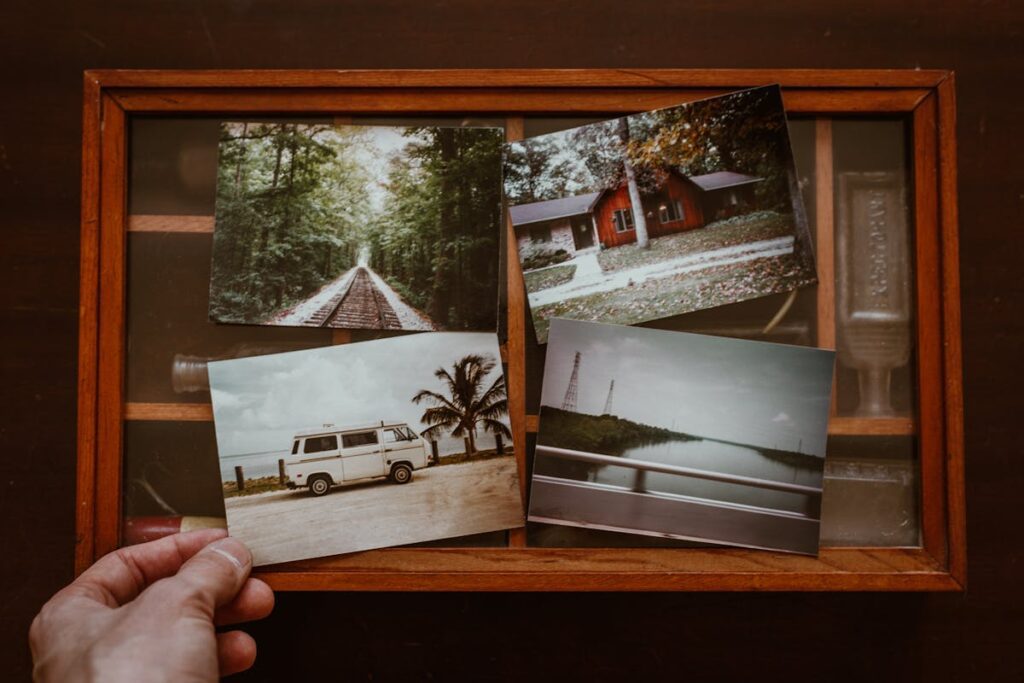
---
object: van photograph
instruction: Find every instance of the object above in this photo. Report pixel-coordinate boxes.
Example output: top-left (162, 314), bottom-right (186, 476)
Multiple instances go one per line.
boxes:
top-left (208, 332), bottom-right (525, 565)
top-left (286, 421), bottom-right (430, 496)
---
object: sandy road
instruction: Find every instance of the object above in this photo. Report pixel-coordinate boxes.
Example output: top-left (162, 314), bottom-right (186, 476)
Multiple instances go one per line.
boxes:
top-left (226, 456), bottom-right (524, 566)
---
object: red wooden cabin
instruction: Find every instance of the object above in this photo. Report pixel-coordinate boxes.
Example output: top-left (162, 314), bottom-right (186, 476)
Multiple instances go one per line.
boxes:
top-left (510, 170), bottom-right (763, 257)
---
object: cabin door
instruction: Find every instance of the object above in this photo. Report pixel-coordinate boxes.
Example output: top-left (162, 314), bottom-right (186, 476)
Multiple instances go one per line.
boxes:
top-left (571, 217), bottom-right (595, 250)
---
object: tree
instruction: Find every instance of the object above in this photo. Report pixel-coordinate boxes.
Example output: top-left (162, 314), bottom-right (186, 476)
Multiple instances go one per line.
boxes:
top-left (617, 117), bottom-right (650, 249)
top-left (367, 127), bottom-right (502, 330)
top-left (412, 354), bottom-right (511, 455)
top-left (210, 123), bottom-right (369, 323)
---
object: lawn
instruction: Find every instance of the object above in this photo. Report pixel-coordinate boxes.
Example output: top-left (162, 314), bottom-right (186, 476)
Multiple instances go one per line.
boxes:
top-left (597, 210), bottom-right (794, 273)
top-left (530, 251), bottom-right (816, 343)
top-left (524, 264), bottom-right (577, 291)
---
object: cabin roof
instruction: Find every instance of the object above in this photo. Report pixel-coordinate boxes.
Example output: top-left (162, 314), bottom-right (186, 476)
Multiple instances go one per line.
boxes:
top-left (293, 420), bottom-right (410, 438)
top-left (688, 171), bottom-right (763, 192)
top-left (509, 191), bottom-right (603, 227)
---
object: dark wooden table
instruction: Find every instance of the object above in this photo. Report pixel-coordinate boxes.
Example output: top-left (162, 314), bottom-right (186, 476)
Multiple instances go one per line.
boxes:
top-left (2, 1), bottom-right (1021, 680)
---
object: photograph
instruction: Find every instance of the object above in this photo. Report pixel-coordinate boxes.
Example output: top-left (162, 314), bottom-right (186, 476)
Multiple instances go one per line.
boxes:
top-left (529, 318), bottom-right (834, 555)
top-left (209, 122), bottom-right (504, 331)
top-left (505, 86), bottom-right (817, 342)
top-left (207, 333), bottom-right (524, 565)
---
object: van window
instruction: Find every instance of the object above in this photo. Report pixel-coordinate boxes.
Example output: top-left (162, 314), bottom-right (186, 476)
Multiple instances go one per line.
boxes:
top-left (303, 435), bottom-right (337, 454)
top-left (291, 440), bottom-right (299, 455)
top-left (384, 428), bottom-right (414, 443)
top-left (342, 431), bottom-right (379, 448)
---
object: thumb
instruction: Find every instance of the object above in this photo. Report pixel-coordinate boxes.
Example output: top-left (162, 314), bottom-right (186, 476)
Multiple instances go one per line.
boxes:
top-left (168, 537), bottom-right (252, 615)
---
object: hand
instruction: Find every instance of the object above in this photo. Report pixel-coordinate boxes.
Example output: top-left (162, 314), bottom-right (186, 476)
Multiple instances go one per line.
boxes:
top-left (30, 529), bottom-right (274, 682)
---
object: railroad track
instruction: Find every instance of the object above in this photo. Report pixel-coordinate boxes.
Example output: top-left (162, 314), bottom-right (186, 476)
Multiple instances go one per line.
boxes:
top-left (305, 267), bottom-right (403, 329)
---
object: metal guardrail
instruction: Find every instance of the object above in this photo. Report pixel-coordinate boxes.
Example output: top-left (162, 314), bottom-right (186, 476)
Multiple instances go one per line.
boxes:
top-left (534, 444), bottom-right (823, 497)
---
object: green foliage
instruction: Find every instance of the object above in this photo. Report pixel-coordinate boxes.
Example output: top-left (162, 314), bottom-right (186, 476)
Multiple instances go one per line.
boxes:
top-left (627, 87), bottom-right (793, 211)
top-left (507, 87), bottom-right (795, 213)
top-left (504, 136), bottom-right (585, 204)
top-left (366, 127), bottom-right (503, 330)
top-left (412, 353), bottom-right (511, 454)
top-left (519, 241), bottom-right (572, 270)
top-left (523, 264), bottom-right (577, 292)
top-left (210, 123), bottom-right (369, 322)
top-left (536, 407), bottom-right (690, 455)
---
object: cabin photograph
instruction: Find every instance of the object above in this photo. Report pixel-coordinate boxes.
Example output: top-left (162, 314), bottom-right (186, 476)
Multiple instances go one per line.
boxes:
top-left (504, 86), bottom-right (817, 342)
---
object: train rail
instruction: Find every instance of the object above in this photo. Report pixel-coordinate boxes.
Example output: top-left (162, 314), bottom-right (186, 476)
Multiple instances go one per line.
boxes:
top-left (305, 267), bottom-right (403, 329)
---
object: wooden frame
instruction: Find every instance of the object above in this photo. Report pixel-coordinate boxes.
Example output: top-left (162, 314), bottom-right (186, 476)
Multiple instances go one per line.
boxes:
top-left (77, 69), bottom-right (965, 590)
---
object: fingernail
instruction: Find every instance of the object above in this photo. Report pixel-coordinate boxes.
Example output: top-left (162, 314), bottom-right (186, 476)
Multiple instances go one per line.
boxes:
top-left (205, 537), bottom-right (250, 570)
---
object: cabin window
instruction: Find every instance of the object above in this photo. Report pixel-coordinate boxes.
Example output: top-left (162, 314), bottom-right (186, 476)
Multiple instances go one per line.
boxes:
top-left (612, 208), bottom-right (634, 232)
top-left (291, 440), bottom-right (299, 455)
top-left (303, 435), bottom-right (337, 454)
top-left (659, 199), bottom-right (685, 222)
top-left (342, 430), bottom-right (379, 448)
top-left (384, 428), bottom-right (415, 443)
top-left (531, 225), bottom-right (552, 243)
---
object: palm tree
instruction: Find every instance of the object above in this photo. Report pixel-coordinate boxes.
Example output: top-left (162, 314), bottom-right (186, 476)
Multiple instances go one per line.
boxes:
top-left (412, 353), bottom-right (511, 455)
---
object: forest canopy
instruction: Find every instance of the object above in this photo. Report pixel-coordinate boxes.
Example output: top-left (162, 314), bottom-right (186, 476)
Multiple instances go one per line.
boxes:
top-left (210, 122), bottom-right (503, 330)
top-left (503, 86), bottom-right (793, 213)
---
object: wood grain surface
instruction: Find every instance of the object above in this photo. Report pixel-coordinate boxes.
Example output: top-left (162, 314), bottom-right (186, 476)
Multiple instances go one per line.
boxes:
top-left (2, 1), bottom-right (1021, 681)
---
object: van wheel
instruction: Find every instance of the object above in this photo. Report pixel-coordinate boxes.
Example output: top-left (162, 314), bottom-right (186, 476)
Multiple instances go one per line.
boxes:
top-left (390, 464), bottom-right (413, 484)
top-left (308, 475), bottom-right (332, 496)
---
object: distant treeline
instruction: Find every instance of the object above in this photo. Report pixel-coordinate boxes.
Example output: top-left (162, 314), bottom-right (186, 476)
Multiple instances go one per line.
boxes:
top-left (210, 123), bottom-right (369, 323)
top-left (537, 408), bottom-right (692, 455)
top-left (366, 127), bottom-right (503, 331)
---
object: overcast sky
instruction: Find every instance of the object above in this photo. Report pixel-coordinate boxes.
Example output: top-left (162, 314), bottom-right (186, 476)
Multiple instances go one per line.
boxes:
top-left (332, 124), bottom-right (417, 212)
top-left (540, 319), bottom-right (835, 457)
top-left (208, 333), bottom-right (505, 458)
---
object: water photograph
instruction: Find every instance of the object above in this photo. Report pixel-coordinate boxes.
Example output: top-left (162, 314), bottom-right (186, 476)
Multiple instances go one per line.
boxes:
top-left (529, 319), bottom-right (835, 555)
top-left (209, 122), bottom-right (504, 331)
top-left (207, 332), bottom-right (524, 565)
top-left (505, 86), bottom-right (817, 343)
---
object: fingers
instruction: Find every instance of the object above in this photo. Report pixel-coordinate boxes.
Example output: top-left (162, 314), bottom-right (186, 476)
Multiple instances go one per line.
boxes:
top-left (70, 529), bottom-right (229, 607)
top-left (168, 537), bottom-right (253, 615)
top-left (215, 578), bottom-right (275, 626)
top-left (217, 630), bottom-right (258, 677)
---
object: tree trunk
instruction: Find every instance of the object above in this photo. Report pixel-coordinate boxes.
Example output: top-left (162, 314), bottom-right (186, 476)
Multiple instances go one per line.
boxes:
top-left (428, 129), bottom-right (458, 325)
top-left (467, 428), bottom-right (477, 455)
top-left (618, 118), bottom-right (650, 249)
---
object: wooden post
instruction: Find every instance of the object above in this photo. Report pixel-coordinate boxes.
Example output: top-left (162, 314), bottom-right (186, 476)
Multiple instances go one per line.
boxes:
top-left (430, 439), bottom-right (439, 465)
top-left (278, 458), bottom-right (286, 485)
top-left (495, 433), bottom-right (505, 455)
top-left (234, 465), bottom-right (245, 492)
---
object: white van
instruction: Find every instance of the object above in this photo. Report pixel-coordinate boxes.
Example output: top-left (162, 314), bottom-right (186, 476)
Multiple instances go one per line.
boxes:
top-left (284, 421), bottom-right (430, 496)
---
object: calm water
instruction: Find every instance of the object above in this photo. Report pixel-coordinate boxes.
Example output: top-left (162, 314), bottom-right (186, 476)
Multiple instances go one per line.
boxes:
top-left (588, 439), bottom-right (823, 514)
top-left (219, 433), bottom-right (500, 481)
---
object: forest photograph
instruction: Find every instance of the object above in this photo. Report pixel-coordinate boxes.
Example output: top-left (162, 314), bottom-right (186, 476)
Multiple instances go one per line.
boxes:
top-left (505, 86), bottom-right (817, 342)
top-left (209, 122), bottom-right (503, 331)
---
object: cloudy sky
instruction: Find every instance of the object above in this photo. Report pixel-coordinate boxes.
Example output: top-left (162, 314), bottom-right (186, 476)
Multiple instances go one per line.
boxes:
top-left (540, 319), bottom-right (835, 457)
top-left (208, 332), bottom-right (505, 458)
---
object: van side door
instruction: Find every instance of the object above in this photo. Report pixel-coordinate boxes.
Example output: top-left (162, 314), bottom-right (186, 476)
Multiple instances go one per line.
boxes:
top-left (297, 434), bottom-right (343, 480)
top-left (339, 429), bottom-right (385, 481)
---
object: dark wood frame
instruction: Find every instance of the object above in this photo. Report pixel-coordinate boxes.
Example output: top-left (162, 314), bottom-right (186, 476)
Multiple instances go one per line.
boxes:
top-left (77, 69), bottom-right (965, 591)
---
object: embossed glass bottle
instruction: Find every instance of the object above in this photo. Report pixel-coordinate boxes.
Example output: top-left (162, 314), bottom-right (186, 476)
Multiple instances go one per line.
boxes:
top-left (835, 172), bottom-right (912, 416)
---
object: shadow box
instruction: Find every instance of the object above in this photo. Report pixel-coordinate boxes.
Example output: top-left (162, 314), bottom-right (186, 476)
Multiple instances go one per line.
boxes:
top-left (76, 69), bottom-right (965, 591)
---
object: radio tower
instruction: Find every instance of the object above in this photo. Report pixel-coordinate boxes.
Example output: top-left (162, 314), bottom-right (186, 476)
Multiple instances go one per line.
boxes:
top-left (602, 380), bottom-right (615, 416)
top-left (562, 351), bottom-right (581, 412)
